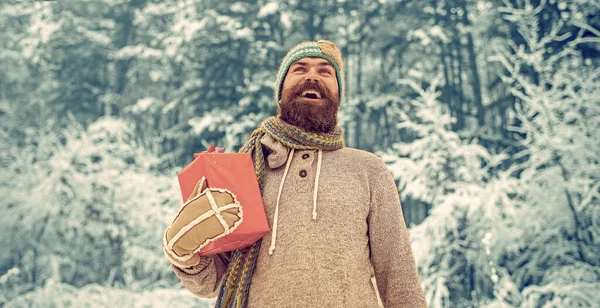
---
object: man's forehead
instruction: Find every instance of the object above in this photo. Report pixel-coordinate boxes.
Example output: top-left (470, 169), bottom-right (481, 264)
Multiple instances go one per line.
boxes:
top-left (291, 57), bottom-right (334, 67)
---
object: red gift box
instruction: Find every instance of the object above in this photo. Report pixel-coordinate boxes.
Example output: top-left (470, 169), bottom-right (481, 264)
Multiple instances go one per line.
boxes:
top-left (177, 145), bottom-right (269, 255)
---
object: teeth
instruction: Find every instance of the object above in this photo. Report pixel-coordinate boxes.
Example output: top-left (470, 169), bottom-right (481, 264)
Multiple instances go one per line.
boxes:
top-left (301, 90), bottom-right (321, 98)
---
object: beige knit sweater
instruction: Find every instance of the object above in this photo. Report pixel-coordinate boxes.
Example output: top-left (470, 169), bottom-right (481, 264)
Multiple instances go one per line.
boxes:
top-left (170, 135), bottom-right (428, 307)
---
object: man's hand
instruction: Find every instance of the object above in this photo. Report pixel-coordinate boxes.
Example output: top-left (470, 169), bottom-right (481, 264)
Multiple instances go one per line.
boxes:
top-left (163, 176), bottom-right (242, 269)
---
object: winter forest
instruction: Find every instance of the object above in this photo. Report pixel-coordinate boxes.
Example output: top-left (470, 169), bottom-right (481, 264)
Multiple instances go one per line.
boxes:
top-left (0, 0), bottom-right (598, 307)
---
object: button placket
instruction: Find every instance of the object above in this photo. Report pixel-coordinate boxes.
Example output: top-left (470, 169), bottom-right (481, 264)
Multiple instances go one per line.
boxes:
top-left (294, 151), bottom-right (314, 190)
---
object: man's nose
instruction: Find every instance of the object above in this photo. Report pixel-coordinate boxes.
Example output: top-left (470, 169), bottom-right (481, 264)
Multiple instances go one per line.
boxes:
top-left (305, 69), bottom-right (320, 82)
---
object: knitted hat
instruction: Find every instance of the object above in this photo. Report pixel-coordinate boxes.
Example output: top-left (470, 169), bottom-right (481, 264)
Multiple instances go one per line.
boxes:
top-left (274, 40), bottom-right (345, 105)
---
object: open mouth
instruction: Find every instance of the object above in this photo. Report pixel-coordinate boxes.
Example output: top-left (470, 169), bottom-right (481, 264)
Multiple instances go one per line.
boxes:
top-left (297, 89), bottom-right (323, 99)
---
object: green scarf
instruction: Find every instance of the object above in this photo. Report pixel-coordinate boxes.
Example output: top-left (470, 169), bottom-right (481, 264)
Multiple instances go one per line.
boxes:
top-left (215, 116), bottom-right (345, 307)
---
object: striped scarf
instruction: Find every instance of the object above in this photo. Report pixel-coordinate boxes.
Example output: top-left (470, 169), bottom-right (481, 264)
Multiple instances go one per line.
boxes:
top-left (215, 116), bottom-right (345, 307)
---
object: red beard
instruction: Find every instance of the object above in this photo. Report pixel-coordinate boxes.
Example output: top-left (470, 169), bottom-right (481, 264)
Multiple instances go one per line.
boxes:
top-left (278, 81), bottom-right (339, 134)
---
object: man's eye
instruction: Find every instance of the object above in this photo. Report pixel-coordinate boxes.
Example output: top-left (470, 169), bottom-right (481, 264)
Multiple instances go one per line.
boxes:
top-left (320, 70), bottom-right (332, 75)
top-left (294, 67), bottom-right (306, 72)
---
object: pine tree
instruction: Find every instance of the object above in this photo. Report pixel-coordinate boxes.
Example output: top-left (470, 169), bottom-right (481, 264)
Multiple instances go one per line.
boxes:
top-left (381, 76), bottom-right (500, 307)
top-left (484, 0), bottom-right (600, 306)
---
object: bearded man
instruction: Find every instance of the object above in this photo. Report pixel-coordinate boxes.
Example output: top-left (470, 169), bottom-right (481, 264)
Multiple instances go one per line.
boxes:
top-left (164, 40), bottom-right (428, 308)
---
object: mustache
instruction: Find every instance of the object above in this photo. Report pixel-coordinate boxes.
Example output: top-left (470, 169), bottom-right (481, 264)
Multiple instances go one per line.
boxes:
top-left (292, 81), bottom-right (329, 99)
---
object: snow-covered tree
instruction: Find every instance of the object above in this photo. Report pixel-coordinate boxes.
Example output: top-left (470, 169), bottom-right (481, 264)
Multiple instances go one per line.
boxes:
top-left (0, 115), bottom-right (190, 304)
top-left (482, 0), bottom-right (600, 306)
top-left (379, 75), bottom-right (503, 307)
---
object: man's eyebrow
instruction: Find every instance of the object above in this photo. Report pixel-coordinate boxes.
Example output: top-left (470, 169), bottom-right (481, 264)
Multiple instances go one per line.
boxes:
top-left (292, 61), bottom-right (334, 69)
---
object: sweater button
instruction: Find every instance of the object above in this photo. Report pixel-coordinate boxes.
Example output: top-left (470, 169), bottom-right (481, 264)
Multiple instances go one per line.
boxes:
top-left (302, 153), bottom-right (310, 160)
top-left (299, 170), bottom-right (307, 178)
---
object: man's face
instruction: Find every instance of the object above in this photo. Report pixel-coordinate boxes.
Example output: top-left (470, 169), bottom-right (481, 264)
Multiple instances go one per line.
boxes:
top-left (279, 57), bottom-right (340, 134)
